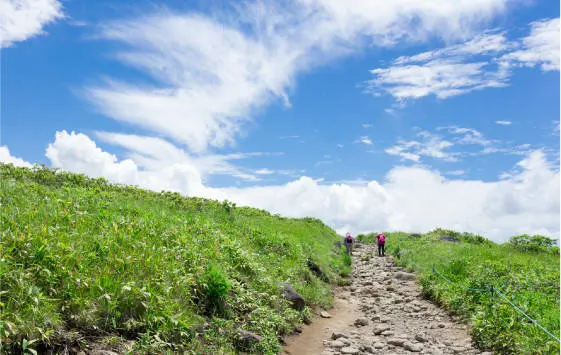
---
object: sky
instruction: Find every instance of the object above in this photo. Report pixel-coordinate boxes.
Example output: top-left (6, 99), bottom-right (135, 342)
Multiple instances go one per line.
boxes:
top-left (0, 0), bottom-right (559, 242)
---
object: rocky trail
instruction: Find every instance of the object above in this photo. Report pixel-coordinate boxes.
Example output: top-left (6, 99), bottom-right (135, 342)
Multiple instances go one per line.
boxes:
top-left (283, 243), bottom-right (492, 355)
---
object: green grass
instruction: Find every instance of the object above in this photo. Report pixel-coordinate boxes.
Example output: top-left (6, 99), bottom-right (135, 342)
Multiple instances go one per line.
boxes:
top-left (358, 230), bottom-right (560, 354)
top-left (0, 164), bottom-right (350, 354)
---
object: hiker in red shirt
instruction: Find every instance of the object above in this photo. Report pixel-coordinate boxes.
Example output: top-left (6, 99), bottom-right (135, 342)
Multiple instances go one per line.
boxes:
top-left (376, 233), bottom-right (386, 257)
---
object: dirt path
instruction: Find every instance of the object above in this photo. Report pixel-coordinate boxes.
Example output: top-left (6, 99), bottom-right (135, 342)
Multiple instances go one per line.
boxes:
top-left (283, 244), bottom-right (493, 355)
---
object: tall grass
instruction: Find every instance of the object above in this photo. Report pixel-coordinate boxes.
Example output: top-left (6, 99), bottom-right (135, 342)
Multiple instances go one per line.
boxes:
top-left (0, 164), bottom-right (350, 354)
top-left (359, 230), bottom-right (560, 354)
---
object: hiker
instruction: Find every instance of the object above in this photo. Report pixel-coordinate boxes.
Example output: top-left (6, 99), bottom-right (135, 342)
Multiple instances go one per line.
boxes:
top-left (343, 232), bottom-right (354, 255)
top-left (376, 233), bottom-right (386, 257)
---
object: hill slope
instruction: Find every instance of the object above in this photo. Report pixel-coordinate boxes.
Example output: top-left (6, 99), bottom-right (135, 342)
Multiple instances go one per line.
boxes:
top-left (0, 164), bottom-right (350, 354)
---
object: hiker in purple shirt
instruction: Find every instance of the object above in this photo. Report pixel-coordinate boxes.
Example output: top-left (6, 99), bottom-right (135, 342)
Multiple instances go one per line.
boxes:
top-left (376, 233), bottom-right (386, 257)
top-left (344, 232), bottom-right (354, 255)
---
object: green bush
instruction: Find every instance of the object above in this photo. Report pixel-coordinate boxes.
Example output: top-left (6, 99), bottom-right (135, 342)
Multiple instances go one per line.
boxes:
top-left (199, 264), bottom-right (231, 316)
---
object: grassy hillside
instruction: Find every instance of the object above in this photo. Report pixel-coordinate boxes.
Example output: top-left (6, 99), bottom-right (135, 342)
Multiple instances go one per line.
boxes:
top-left (0, 164), bottom-right (350, 354)
top-left (358, 230), bottom-right (560, 354)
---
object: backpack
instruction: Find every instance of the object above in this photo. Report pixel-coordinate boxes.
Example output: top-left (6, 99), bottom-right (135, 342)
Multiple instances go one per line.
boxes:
top-left (345, 235), bottom-right (353, 243)
top-left (378, 234), bottom-right (386, 244)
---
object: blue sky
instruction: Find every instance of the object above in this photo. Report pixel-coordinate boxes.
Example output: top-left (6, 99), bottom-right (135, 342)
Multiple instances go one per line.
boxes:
top-left (1, 0), bottom-right (559, 241)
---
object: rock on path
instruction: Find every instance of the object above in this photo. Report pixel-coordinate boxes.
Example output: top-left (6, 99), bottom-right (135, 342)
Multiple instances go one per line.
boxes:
top-left (321, 244), bottom-right (490, 355)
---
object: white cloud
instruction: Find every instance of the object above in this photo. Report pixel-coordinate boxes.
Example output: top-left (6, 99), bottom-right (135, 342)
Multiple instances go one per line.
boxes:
top-left (337, 144), bottom-right (344, 148)
top-left (355, 136), bottom-right (373, 145)
top-left (495, 120), bottom-right (512, 125)
top-left (365, 18), bottom-right (559, 101)
top-left (94, 131), bottom-right (276, 182)
top-left (362, 123), bottom-right (373, 128)
top-left (386, 131), bottom-right (458, 162)
top-left (0, 146), bottom-right (33, 168)
top-left (394, 31), bottom-right (513, 65)
top-left (0, 0), bottom-right (63, 47)
top-left (502, 18), bottom-right (560, 71)
top-left (45, 131), bottom-right (212, 197)
top-left (387, 125), bottom-right (534, 162)
top-left (88, 0), bottom-right (511, 152)
top-left (366, 58), bottom-right (509, 100)
top-left (221, 150), bottom-right (559, 243)
top-left (438, 126), bottom-right (496, 147)
top-left (255, 168), bottom-right (275, 175)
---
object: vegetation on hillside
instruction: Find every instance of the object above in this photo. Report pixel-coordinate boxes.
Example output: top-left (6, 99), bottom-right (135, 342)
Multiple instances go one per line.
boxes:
top-left (0, 164), bottom-right (350, 354)
top-left (358, 229), bottom-right (560, 354)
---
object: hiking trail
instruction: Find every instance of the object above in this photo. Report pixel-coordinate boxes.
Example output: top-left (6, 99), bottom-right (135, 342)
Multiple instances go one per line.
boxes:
top-left (283, 243), bottom-right (493, 355)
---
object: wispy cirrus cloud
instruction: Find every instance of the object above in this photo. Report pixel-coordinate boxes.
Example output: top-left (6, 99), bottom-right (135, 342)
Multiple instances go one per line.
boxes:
top-left (365, 18), bottom-right (559, 102)
top-left (94, 131), bottom-right (282, 182)
top-left (386, 131), bottom-right (458, 162)
top-left (496, 120), bottom-right (512, 125)
top-left (87, 0), bottom-right (512, 153)
top-left (501, 18), bottom-right (560, 71)
top-left (386, 125), bottom-right (536, 163)
top-left (354, 136), bottom-right (373, 145)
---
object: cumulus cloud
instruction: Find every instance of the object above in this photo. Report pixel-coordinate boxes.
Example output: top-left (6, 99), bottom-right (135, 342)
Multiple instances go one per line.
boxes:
top-left (0, 0), bottom-right (63, 47)
top-left (31, 131), bottom-right (561, 242)
top-left (221, 150), bottom-right (559, 243)
top-left (366, 18), bottom-right (559, 101)
top-left (0, 146), bottom-right (33, 167)
top-left (88, 0), bottom-right (510, 152)
top-left (45, 131), bottom-right (211, 197)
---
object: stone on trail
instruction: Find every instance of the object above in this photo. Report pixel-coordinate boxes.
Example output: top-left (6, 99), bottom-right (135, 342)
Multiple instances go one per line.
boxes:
top-left (387, 338), bottom-right (406, 347)
top-left (340, 337), bottom-right (352, 345)
top-left (354, 317), bottom-right (369, 326)
top-left (373, 325), bottom-right (390, 335)
top-left (373, 342), bottom-right (385, 349)
top-left (415, 333), bottom-right (429, 343)
top-left (341, 346), bottom-right (360, 354)
top-left (381, 330), bottom-right (394, 336)
top-left (361, 345), bottom-right (375, 353)
top-left (331, 332), bottom-right (347, 340)
top-left (394, 271), bottom-right (416, 281)
top-left (329, 340), bottom-right (346, 349)
top-left (405, 342), bottom-right (423, 352)
top-left (438, 323), bottom-right (446, 328)
top-left (320, 311), bottom-right (332, 318)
